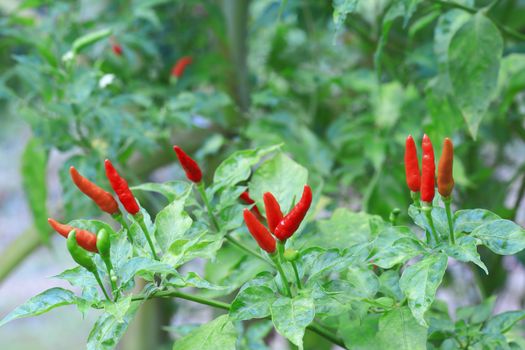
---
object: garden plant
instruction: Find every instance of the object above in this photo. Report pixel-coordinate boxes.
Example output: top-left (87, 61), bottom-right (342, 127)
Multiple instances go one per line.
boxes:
top-left (1, 0), bottom-right (525, 349)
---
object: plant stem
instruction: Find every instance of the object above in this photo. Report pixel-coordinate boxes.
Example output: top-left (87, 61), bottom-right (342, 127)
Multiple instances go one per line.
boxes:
top-left (308, 322), bottom-right (346, 348)
top-left (442, 196), bottom-right (455, 244)
top-left (224, 235), bottom-right (269, 264)
top-left (196, 183), bottom-right (220, 231)
top-left (131, 289), bottom-right (346, 348)
top-left (291, 261), bottom-right (302, 289)
top-left (132, 289), bottom-right (231, 310)
top-left (93, 270), bottom-right (111, 301)
top-left (0, 227), bottom-right (41, 283)
top-left (278, 241), bottom-right (302, 290)
top-left (196, 182), bottom-right (269, 264)
top-left (113, 212), bottom-right (134, 244)
top-left (136, 215), bottom-right (159, 260)
top-left (411, 191), bottom-right (421, 208)
top-left (422, 204), bottom-right (439, 244)
top-left (271, 254), bottom-right (292, 297)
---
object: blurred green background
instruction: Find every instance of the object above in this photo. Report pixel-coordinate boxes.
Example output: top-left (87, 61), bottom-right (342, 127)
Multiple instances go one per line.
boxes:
top-left (1, 0), bottom-right (525, 348)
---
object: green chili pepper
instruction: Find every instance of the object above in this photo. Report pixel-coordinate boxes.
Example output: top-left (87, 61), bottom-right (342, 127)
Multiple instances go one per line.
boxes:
top-left (67, 230), bottom-right (96, 273)
top-left (96, 229), bottom-right (112, 271)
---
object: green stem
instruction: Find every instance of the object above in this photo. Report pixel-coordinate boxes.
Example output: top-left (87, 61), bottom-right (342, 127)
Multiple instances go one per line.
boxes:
top-left (130, 288), bottom-right (346, 348)
top-left (113, 212), bottom-right (134, 244)
top-left (102, 259), bottom-right (118, 301)
top-left (411, 191), bottom-right (421, 208)
top-left (271, 253), bottom-right (292, 297)
top-left (308, 323), bottom-right (346, 348)
top-left (93, 270), bottom-right (111, 301)
top-left (136, 215), bottom-right (159, 260)
top-left (196, 182), bottom-right (269, 264)
top-left (422, 204), bottom-right (439, 244)
top-left (0, 228), bottom-right (41, 283)
top-left (291, 261), bottom-right (302, 289)
top-left (196, 183), bottom-right (220, 231)
top-left (224, 235), bottom-right (269, 264)
top-left (278, 241), bottom-right (302, 290)
top-left (442, 196), bottom-right (455, 245)
top-left (132, 289), bottom-right (231, 310)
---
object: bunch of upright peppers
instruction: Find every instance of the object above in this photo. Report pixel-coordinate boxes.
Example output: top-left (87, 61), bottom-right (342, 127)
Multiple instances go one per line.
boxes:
top-left (242, 186), bottom-right (312, 296)
top-left (47, 160), bottom-right (162, 300)
top-left (404, 134), bottom-right (455, 244)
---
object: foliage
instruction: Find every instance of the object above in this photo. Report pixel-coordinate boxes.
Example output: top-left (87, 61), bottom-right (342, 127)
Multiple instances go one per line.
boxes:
top-left (3, 147), bottom-right (525, 349)
top-left (2, 0), bottom-right (525, 348)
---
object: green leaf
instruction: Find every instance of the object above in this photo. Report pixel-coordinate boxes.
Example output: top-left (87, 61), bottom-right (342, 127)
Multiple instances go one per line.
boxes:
top-left (379, 270), bottom-right (404, 301)
top-left (0, 288), bottom-right (77, 327)
top-left (132, 181), bottom-right (191, 202)
top-left (454, 209), bottom-right (501, 234)
top-left (332, 0), bottom-right (359, 31)
top-left (249, 152), bottom-right (308, 214)
top-left (483, 310), bottom-right (525, 334)
top-left (369, 226), bottom-right (423, 269)
top-left (87, 300), bottom-right (140, 350)
top-left (448, 12), bottom-right (503, 139)
top-left (118, 257), bottom-right (175, 286)
top-left (442, 236), bottom-right (488, 274)
top-left (172, 314), bottom-right (237, 350)
top-left (409, 205), bottom-right (449, 241)
top-left (54, 267), bottom-right (99, 301)
top-left (345, 265), bottom-right (380, 299)
top-left (164, 232), bottom-right (223, 268)
top-left (339, 314), bottom-right (381, 350)
top-left (213, 145), bottom-right (280, 189)
top-left (471, 219), bottom-right (525, 255)
top-left (313, 280), bottom-right (365, 316)
top-left (302, 248), bottom-right (352, 285)
top-left (270, 296), bottom-right (315, 350)
top-left (72, 28), bottom-right (112, 54)
top-left (21, 137), bottom-right (49, 243)
top-left (167, 272), bottom-right (228, 291)
top-left (434, 9), bottom-right (471, 70)
top-left (154, 197), bottom-right (193, 253)
top-left (311, 209), bottom-right (384, 250)
top-left (457, 296), bottom-right (496, 324)
top-left (399, 253), bottom-right (448, 326)
top-left (377, 307), bottom-right (427, 350)
top-left (230, 285), bottom-right (276, 321)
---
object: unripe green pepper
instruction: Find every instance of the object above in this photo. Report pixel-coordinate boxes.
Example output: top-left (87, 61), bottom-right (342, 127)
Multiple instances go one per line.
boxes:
top-left (96, 229), bottom-right (112, 269)
top-left (283, 248), bottom-right (299, 262)
top-left (67, 230), bottom-right (96, 273)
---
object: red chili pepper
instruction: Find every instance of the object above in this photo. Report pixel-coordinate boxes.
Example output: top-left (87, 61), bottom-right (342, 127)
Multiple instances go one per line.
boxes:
top-left (420, 134), bottom-right (436, 203)
top-left (243, 209), bottom-right (276, 254)
top-left (112, 44), bottom-right (123, 56)
top-left (104, 159), bottom-right (140, 215)
top-left (173, 146), bottom-right (202, 183)
top-left (239, 191), bottom-right (262, 217)
top-left (171, 56), bottom-right (192, 78)
top-left (263, 192), bottom-right (283, 234)
top-left (404, 135), bottom-right (421, 192)
top-left (438, 137), bottom-right (454, 198)
top-left (274, 185), bottom-right (312, 241)
top-left (70, 166), bottom-right (119, 215)
top-left (47, 218), bottom-right (98, 253)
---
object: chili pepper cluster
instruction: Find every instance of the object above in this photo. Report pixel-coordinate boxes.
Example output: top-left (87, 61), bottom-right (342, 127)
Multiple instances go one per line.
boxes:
top-left (242, 186), bottom-right (312, 254)
top-left (404, 134), bottom-right (456, 244)
top-left (404, 134), bottom-right (454, 203)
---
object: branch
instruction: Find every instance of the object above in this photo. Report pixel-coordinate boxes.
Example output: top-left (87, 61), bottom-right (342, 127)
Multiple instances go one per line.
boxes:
top-left (0, 228), bottom-right (41, 282)
top-left (131, 289), bottom-right (347, 348)
top-left (431, 0), bottom-right (525, 41)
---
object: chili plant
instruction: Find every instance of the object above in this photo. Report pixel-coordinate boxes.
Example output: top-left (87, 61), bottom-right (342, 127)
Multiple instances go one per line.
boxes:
top-left (2, 142), bottom-right (525, 350)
